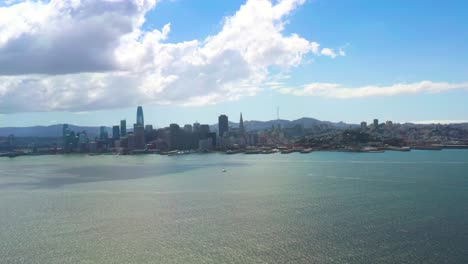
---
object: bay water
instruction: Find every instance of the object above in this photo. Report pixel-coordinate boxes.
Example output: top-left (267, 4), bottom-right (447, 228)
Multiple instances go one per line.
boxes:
top-left (1, 150), bottom-right (468, 263)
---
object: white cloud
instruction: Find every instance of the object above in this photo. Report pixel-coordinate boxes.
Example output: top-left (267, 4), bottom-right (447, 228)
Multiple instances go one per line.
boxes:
top-left (320, 48), bottom-right (337, 58)
top-left (277, 81), bottom-right (468, 98)
top-left (410, 120), bottom-right (468, 125)
top-left (0, 0), bottom-right (342, 113)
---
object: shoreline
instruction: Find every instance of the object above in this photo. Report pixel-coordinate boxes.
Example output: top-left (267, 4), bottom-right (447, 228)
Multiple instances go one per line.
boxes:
top-left (2, 145), bottom-right (468, 158)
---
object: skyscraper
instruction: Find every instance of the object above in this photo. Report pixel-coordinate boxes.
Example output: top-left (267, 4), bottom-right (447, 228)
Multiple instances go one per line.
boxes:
top-left (361, 122), bottom-right (367, 130)
top-left (120, 120), bottom-right (127, 137)
top-left (193, 122), bottom-right (200, 133)
top-left (239, 113), bottom-right (245, 135)
top-left (218, 114), bottom-right (228, 137)
top-left (62, 124), bottom-right (72, 151)
top-left (134, 125), bottom-right (145, 149)
top-left (373, 119), bottom-right (379, 128)
top-left (99, 126), bottom-right (108, 140)
top-left (200, 124), bottom-right (210, 137)
top-left (184, 124), bottom-right (193, 133)
top-left (136, 106), bottom-right (144, 127)
top-left (169, 124), bottom-right (181, 150)
top-left (62, 124), bottom-right (69, 138)
top-left (112, 125), bottom-right (120, 140)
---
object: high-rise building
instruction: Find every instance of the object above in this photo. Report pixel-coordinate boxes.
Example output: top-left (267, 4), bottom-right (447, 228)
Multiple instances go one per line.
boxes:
top-left (218, 115), bottom-right (228, 137)
top-left (99, 126), bottom-right (108, 140)
top-left (137, 106), bottom-right (144, 127)
top-left (62, 124), bottom-right (76, 152)
top-left (208, 132), bottom-right (217, 149)
top-left (62, 124), bottom-right (70, 149)
top-left (120, 120), bottom-right (127, 137)
top-left (169, 124), bottom-right (181, 150)
top-left (239, 113), bottom-right (245, 135)
top-left (145, 125), bottom-right (153, 132)
top-left (184, 124), bottom-right (193, 133)
top-left (361, 122), bottom-right (367, 130)
top-left (127, 133), bottom-right (135, 150)
top-left (134, 125), bottom-right (145, 149)
top-left (200, 124), bottom-right (210, 138)
top-left (63, 124), bottom-right (69, 137)
top-left (193, 122), bottom-right (201, 133)
top-left (373, 119), bottom-right (379, 128)
top-left (112, 125), bottom-right (120, 140)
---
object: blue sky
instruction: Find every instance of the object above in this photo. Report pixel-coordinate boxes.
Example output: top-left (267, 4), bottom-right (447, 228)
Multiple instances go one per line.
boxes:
top-left (0, 0), bottom-right (467, 127)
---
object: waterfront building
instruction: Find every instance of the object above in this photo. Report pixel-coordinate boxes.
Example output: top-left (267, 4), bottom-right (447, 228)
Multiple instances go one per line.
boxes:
top-left (218, 115), bottom-right (229, 137)
top-left (198, 138), bottom-right (213, 152)
top-left (120, 120), bottom-right (127, 137)
top-left (134, 125), bottom-right (145, 150)
top-left (247, 133), bottom-right (258, 146)
top-left (114, 140), bottom-right (121, 149)
top-left (200, 124), bottom-right (210, 139)
top-left (119, 136), bottom-right (128, 148)
top-left (137, 106), bottom-right (144, 127)
top-left (112, 125), bottom-right (120, 140)
top-left (373, 119), bottom-right (379, 128)
top-left (88, 142), bottom-right (98, 153)
top-left (127, 133), bottom-right (135, 150)
top-left (169, 124), bottom-right (181, 150)
top-left (208, 132), bottom-right (217, 149)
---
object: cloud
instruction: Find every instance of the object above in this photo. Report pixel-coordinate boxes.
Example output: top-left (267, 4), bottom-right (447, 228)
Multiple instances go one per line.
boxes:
top-left (0, 0), bottom-right (156, 75)
top-left (410, 120), bottom-right (468, 125)
top-left (0, 0), bottom-right (342, 113)
top-left (320, 48), bottom-right (337, 58)
top-left (276, 81), bottom-right (468, 98)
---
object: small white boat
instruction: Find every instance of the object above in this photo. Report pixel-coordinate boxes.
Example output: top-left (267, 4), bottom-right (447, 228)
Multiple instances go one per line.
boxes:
top-left (222, 169), bottom-right (227, 172)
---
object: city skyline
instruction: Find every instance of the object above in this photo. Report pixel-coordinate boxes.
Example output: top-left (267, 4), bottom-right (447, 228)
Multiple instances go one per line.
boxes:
top-left (0, 0), bottom-right (467, 127)
top-left (4, 104), bottom-right (468, 156)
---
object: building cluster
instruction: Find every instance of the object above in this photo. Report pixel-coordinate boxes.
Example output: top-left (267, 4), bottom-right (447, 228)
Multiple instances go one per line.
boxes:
top-left (3, 113), bottom-right (468, 157)
top-left (301, 118), bottom-right (468, 151)
top-left (61, 106), bottom-right (264, 154)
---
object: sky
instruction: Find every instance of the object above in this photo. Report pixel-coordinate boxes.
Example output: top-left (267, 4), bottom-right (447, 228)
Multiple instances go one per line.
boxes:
top-left (0, 0), bottom-right (467, 128)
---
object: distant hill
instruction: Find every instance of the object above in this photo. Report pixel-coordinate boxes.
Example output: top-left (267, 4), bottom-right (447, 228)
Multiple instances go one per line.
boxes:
top-left (0, 118), bottom-right (356, 137)
top-left (211, 117), bottom-right (356, 132)
top-left (0, 124), bottom-right (109, 138)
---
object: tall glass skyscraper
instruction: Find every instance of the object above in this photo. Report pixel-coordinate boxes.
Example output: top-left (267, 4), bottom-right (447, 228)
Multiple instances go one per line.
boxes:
top-left (120, 120), bottom-right (126, 137)
top-left (136, 106), bottom-right (144, 127)
top-left (218, 115), bottom-right (228, 137)
top-left (112, 125), bottom-right (120, 140)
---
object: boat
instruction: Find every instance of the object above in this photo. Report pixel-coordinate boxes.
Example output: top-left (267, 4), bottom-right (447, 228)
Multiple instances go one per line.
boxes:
top-left (281, 149), bottom-right (294, 154)
top-left (261, 149), bottom-right (275, 154)
top-left (361, 147), bottom-right (384, 153)
top-left (300, 148), bottom-right (313, 154)
top-left (222, 169), bottom-right (227, 172)
top-left (386, 146), bottom-right (411, 152)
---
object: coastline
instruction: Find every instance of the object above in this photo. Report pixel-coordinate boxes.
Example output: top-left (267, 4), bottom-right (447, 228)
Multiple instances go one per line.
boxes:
top-left (2, 145), bottom-right (468, 158)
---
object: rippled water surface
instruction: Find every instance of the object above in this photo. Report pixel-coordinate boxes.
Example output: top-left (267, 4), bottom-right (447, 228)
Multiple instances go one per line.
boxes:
top-left (1, 150), bottom-right (468, 263)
